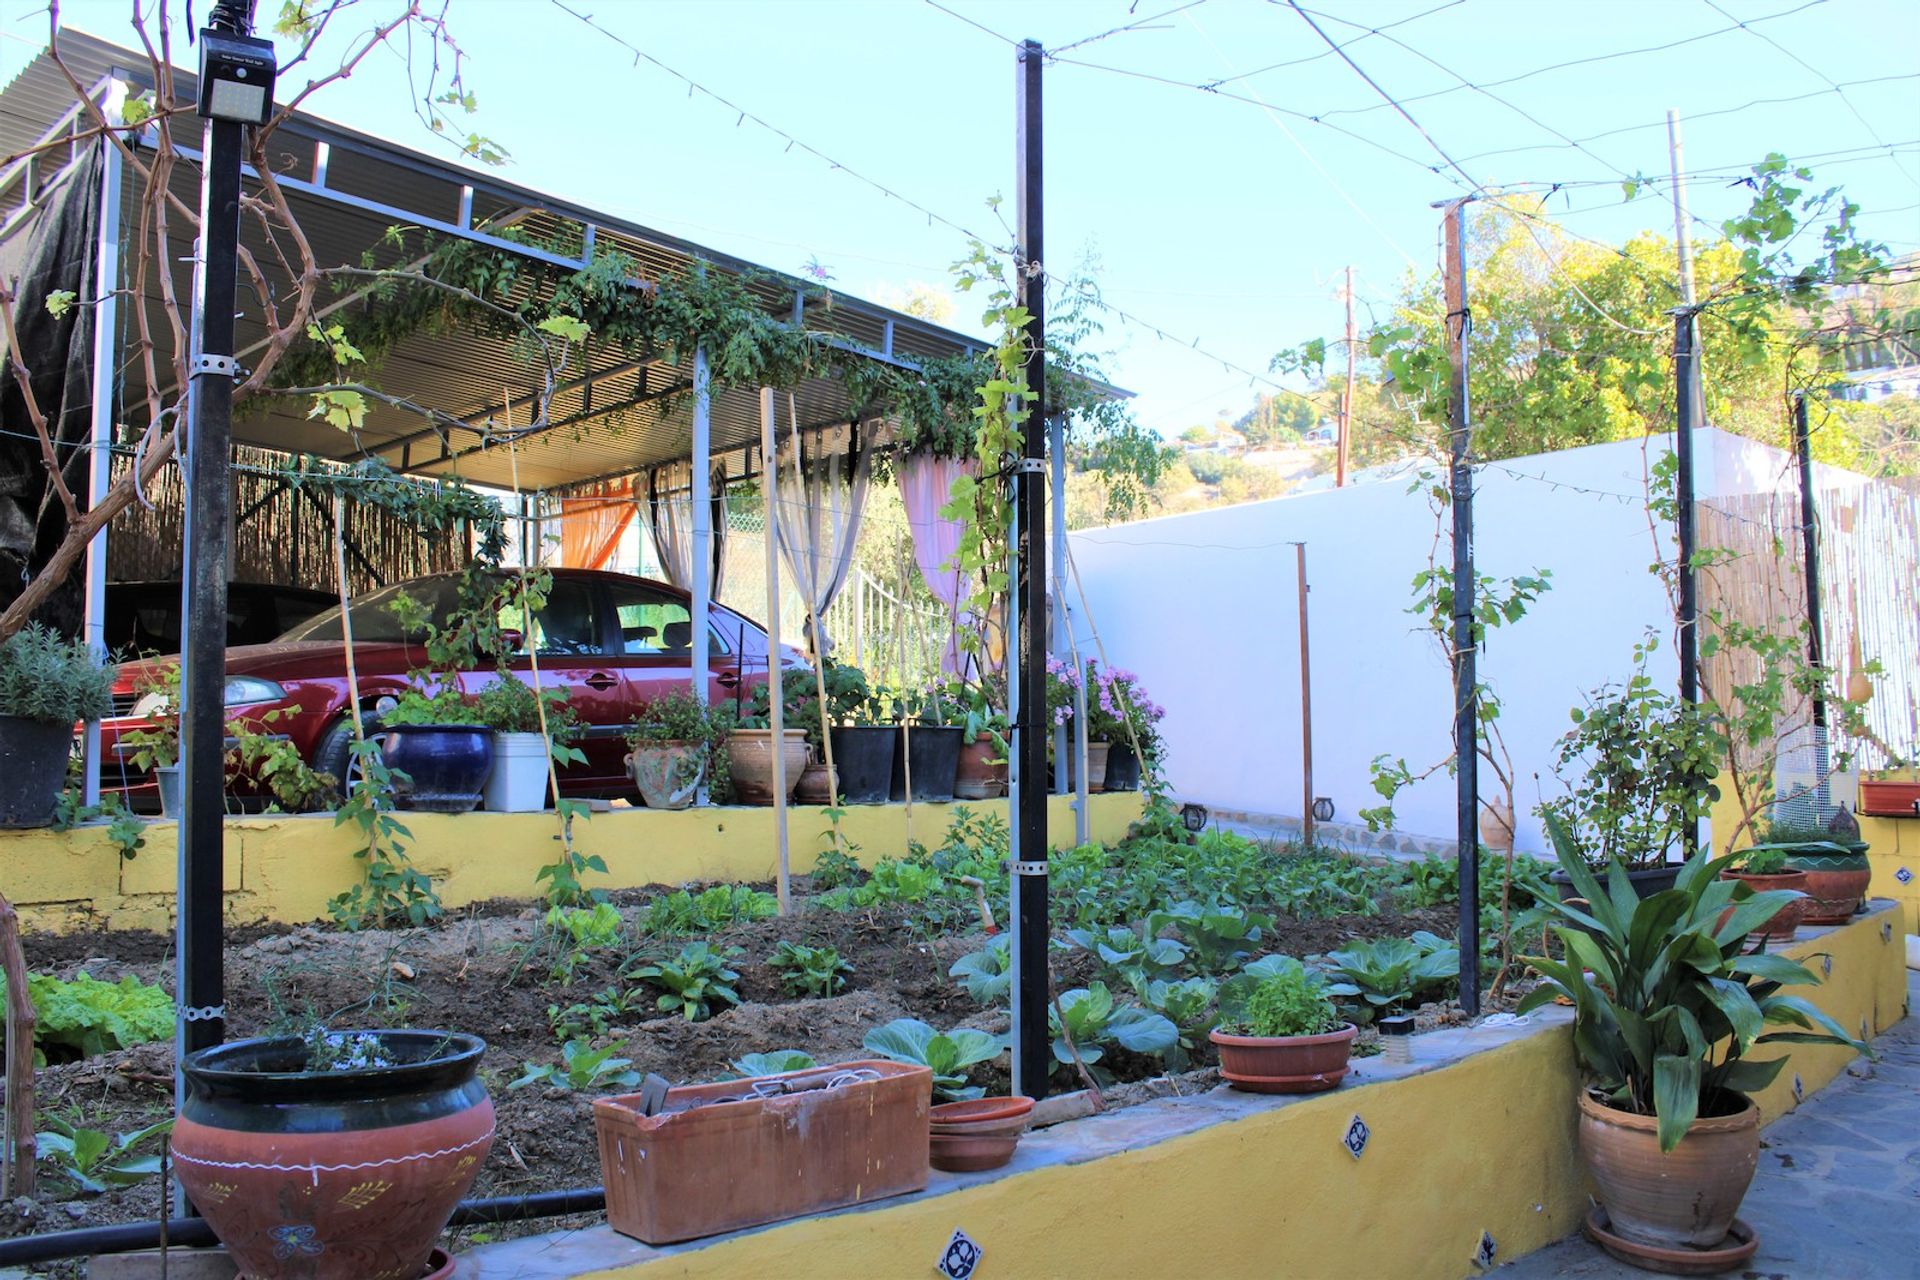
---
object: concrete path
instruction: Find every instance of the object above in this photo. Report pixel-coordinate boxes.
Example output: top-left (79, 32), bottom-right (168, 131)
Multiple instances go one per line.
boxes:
top-left (1498, 971), bottom-right (1920, 1279)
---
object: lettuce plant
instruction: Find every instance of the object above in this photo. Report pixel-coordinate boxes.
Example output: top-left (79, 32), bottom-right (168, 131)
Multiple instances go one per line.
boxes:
top-left (25, 972), bottom-right (175, 1063)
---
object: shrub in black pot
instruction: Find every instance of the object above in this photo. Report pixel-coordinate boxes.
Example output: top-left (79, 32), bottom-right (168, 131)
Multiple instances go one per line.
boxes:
top-left (0, 624), bottom-right (112, 827)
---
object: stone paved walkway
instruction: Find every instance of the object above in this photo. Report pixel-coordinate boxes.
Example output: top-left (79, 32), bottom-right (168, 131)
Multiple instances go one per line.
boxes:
top-left (1498, 971), bottom-right (1920, 1279)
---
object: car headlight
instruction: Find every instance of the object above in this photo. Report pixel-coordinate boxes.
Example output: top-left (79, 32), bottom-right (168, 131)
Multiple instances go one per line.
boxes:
top-left (129, 692), bottom-right (171, 719)
top-left (223, 676), bottom-right (286, 707)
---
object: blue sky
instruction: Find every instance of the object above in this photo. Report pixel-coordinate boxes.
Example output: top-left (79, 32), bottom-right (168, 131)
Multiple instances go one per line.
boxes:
top-left (7, 0), bottom-right (1917, 437)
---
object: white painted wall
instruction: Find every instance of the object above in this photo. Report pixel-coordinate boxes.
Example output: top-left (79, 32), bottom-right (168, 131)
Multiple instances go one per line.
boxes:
top-left (1060, 429), bottom-right (1871, 854)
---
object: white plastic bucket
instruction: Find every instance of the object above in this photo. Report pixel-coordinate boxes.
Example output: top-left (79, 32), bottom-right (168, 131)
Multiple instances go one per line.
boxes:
top-left (483, 732), bottom-right (549, 812)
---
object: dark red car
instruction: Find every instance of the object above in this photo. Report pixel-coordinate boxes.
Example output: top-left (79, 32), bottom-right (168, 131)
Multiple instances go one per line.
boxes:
top-left (99, 569), bottom-right (795, 806)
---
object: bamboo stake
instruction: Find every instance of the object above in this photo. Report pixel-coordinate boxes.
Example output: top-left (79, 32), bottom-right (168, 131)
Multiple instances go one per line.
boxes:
top-left (334, 494), bottom-right (366, 750)
top-left (0, 893), bottom-right (35, 1197)
top-left (777, 397), bottom-right (844, 857)
top-left (759, 389), bottom-right (792, 914)
top-left (503, 395), bottom-right (569, 856)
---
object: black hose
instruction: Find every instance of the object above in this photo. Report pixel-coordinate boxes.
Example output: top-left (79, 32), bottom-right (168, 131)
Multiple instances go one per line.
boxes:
top-left (0, 1186), bottom-right (607, 1266)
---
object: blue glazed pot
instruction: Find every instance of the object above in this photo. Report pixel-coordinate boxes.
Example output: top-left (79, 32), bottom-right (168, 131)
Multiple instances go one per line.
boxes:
top-left (379, 724), bottom-right (493, 812)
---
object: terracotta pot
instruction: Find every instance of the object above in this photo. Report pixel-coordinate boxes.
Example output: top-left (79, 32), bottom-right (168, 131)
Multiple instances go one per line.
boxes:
top-left (1858, 779), bottom-right (1920, 817)
top-left (626, 740), bottom-right (707, 810)
top-left (1577, 1089), bottom-right (1759, 1250)
top-left (953, 736), bottom-right (1007, 800)
top-left (1209, 1023), bottom-right (1357, 1094)
top-left (929, 1096), bottom-right (1034, 1126)
top-left (1085, 741), bottom-right (1112, 792)
top-left (794, 756), bottom-right (838, 805)
top-left (1716, 869), bottom-right (1810, 940)
top-left (726, 729), bottom-right (809, 804)
top-left (1783, 846), bottom-right (1872, 925)
top-left (172, 1031), bottom-right (493, 1280)
top-left (929, 1130), bottom-right (1022, 1173)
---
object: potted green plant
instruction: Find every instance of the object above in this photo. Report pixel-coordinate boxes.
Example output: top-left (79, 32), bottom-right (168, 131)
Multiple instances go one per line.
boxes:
top-left (473, 672), bottom-right (571, 812)
top-left (1750, 817), bottom-right (1870, 925)
top-left (1094, 666), bottom-right (1162, 792)
top-left (821, 662), bottom-right (894, 804)
top-left (0, 624), bottom-right (112, 827)
top-left (745, 666), bottom-right (844, 804)
top-left (1518, 815), bottom-right (1866, 1266)
top-left (376, 592), bottom-right (493, 812)
top-left (891, 685), bottom-right (963, 803)
top-left (1539, 670), bottom-right (1721, 900)
top-left (118, 664), bottom-right (183, 817)
top-left (1208, 956), bottom-right (1357, 1094)
top-left (1718, 845), bottom-right (1811, 942)
top-left (172, 1027), bottom-right (492, 1280)
top-left (946, 675), bottom-right (1009, 800)
top-left (626, 686), bottom-right (728, 810)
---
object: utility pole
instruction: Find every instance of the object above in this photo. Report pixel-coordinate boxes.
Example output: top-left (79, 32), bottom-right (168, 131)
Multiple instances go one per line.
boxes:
top-left (179, 0), bottom-right (274, 1086)
top-left (1666, 110), bottom-right (1705, 431)
top-left (1338, 265), bottom-right (1356, 487)
top-left (1010, 38), bottom-right (1050, 1101)
top-left (1439, 198), bottom-right (1480, 1018)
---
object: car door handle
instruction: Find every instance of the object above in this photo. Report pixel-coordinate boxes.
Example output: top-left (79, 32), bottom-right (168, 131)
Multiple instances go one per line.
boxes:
top-left (716, 672), bottom-right (741, 688)
top-left (584, 672), bottom-right (618, 691)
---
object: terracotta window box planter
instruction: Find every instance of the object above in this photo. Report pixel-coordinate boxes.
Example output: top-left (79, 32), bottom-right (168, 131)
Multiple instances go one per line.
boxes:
top-left (593, 1059), bottom-right (930, 1244)
top-left (1859, 779), bottom-right (1920, 817)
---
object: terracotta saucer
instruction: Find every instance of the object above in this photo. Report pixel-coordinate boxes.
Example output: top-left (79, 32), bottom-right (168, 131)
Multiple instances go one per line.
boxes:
top-left (1584, 1207), bottom-right (1758, 1276)
top-left (422, 1246), bottom-right (457, 1279)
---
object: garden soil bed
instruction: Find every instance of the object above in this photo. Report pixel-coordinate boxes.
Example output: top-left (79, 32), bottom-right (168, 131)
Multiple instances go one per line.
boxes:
top-left (11, 877), bottom-right (1504, 1264)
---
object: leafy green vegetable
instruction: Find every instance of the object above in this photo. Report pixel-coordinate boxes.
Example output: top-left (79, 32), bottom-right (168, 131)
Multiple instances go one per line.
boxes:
top-left (1144, 901), bottom-right (1272, 974)
top-left (1226, 965), bottom-right (1339, 1039)
top-left (26, 973), bottom-right (175, 1063)
top-left (729, 1050), bottom-right (818, 1079)
top-left (630, 942), bottom-right (742, 1022)
top-left (509, 1039), bottom-right (642, 1093)
top-left (1049, 982), bottom-right (1179, 1072)
top-left (37, 1117), bottom-right (173, 1193)
top-left (949, 935), bottom-right (1012, 1004)
top-left (643, 885), bottom-right (778, 935)
top-left (1322, 933), bottom-right (1459, 1021)
top-left (862, 1017), bottom-right (1006, 1101)
top-left (768, 941), bottom-right (851, 998)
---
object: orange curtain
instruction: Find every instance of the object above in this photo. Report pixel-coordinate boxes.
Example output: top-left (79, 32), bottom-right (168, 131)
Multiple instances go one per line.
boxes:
top-left (557, 479), bottom-right (636, 569)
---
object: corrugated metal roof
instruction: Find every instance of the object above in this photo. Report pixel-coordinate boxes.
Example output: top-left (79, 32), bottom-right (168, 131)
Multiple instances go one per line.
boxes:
top-left (2, 31), bottom-right (1115, 495)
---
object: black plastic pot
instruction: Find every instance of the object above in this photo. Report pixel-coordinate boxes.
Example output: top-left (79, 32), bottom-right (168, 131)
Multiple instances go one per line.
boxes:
top-left (0, 714), bottom-right (77, 828)
top-left (1105, 743), bottom-right (1143, 792)
top-left (380, 724), bottom-right (493, 812)
top-left (891, 725), bottom-right (962, 802)
top-left (831, 725), bottom-right (895, 805)
top-left (1549, 863), bottom-right (1683, 902)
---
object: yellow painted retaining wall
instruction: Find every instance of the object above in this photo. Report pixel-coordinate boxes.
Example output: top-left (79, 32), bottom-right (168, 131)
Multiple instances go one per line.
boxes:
top-left (1861, 815), bottom-right (1919, 935)
top-left (1, 794), bottom-right (1142, 934)
top-left (471, 906), bottom-right (1907, 1280)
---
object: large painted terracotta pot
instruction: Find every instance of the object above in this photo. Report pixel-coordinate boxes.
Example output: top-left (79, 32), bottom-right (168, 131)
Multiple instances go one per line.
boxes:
top-left (1782, 844), bottom-right (1872, 925)
top-left (1577, 1088), bottom-right (1758, 1250)
top-left (173, 1030), bottom-right (493, 1280)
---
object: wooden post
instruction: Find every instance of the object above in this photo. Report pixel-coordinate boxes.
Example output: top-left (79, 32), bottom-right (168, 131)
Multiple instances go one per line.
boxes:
top-left (0, 894), bottom-right (35, 1197)
top-left (1296, 542), bottom-right (1315, 846)
top-left (759, 388), bottom-right (791, 914)
top-left (1338, 265), bottom-right (1356, 487)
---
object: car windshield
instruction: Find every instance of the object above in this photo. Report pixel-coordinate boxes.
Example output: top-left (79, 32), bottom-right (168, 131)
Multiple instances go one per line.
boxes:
top-left (277, 576), bottom-right (466, 643)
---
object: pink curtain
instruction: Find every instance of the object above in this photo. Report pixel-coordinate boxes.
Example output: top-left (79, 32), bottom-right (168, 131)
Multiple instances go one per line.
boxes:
top-left (899, 451), bottom-right (985, 675)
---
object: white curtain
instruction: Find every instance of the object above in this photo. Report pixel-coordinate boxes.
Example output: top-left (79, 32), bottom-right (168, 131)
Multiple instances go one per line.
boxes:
top-left (773, 414), bottom-right (872, 655)
top-left (644, 461), bottom-right (728, 595)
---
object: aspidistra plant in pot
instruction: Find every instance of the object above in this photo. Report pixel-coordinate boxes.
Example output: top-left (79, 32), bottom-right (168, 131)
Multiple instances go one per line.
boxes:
top-left (1517, 814), bottom-right (1866, 1260)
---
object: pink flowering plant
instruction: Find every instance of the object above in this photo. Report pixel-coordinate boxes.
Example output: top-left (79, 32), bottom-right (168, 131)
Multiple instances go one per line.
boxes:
top-left (1044, 656), bottom-right (1081, 730)
top-left (1093, 664), bottom-right (1164, 762)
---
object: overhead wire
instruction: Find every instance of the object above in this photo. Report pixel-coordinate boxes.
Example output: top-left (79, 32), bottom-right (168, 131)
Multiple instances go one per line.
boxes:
top-left (1047, 0), bottom-right (1213, 58)
top-left (1700, 0), bottom-right (1919, 186)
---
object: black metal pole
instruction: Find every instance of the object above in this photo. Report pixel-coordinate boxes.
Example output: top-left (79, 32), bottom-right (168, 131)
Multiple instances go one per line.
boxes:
top-left (1673, 310), bottom-right (1700, 857)
top-left (1011, 37), bottom-right (1050, 1099)
top-left (1442, 199), bottom-right (1479, 1018)
top-left (178, 5), bottom-right (255, 1084)
top-left (1674, 311), bottom-right (1700, 709)
top-left (1792, 392), bottom-right (1829, 805)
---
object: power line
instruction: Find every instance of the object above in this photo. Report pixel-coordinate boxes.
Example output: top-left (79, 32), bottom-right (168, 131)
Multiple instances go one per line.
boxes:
top-left (548, 0), bottom-right (998, 250)
top-left (1282, 0), bottom-right (1481, 192)
top-left (919, 0), bottom-right (1021, 49)
top-left (1048, 0), bottom-right (1212, 58)
top-left (1207, 0), bottom-right (1465, 90)
top-left (1309, 0), bottom-right (1831, 124)
top-left (1700, 0), bottom-right (1920, 186)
